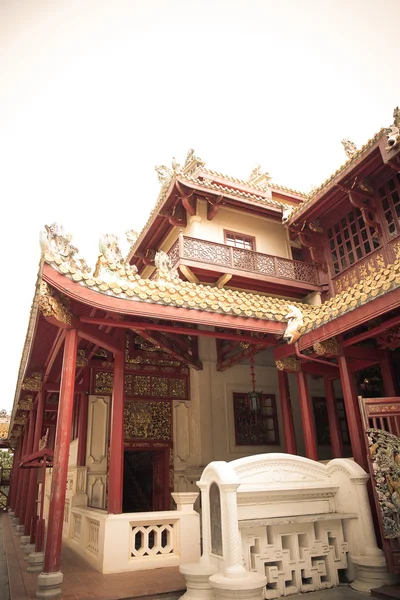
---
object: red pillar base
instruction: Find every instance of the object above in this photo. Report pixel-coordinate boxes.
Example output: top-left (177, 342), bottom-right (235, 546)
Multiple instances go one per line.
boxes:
top-left (37, 571), bottom-right (63, 599)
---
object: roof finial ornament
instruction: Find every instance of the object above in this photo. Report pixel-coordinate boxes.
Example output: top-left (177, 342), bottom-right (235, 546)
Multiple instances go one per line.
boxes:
top-left (248, 164), bottom-right (272, 188)
top-left (40, 223), bottom-right (91, 274)
top-left (282, 205), bottom-right (295, 224)
top-left (155, 155), bottom-right (184, 185)
top-left (125, 229), bottom-right (139, 247)
top-left (182, 149), bottom-right (205, 176)
top-left (341, 139), bottom-right (358, 159)
top-left (154, 251), bottom-right (180, 285)
top-left (94, 233), bottom-right (138, 282)
top-left (386, 106), bottom-right (400, 150)
top-left (282, 305), bottom-right (304, 344)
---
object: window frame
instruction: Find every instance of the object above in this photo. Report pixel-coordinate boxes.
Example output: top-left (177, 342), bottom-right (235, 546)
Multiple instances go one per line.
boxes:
top-left (223, 230), bottom-right (256, 251)
top-left (312, 396), bottom-right (350, 446)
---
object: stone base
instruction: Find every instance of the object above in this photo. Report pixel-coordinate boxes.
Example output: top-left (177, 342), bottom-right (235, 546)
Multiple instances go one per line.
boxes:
top-left (20, 535), bottom-right (30, 546)
top-left (24, 543), bottom-right (36, 558)
top-left (11, 517), bottom-right (19, 527)
top-left (351, 553), bottom-right (400, 593)
top-left (36, 571), bottom-right (63, 599)
top-left (9, 511), bottom-right (15, 518)
top-left (209, 572), bottom-right (267, 600)
top-left (15, 525), bottom-right (25, 535)
top-left (27, 552), bottom-right (45, 573)
top-left (179, 562), bottom-right (218, 600)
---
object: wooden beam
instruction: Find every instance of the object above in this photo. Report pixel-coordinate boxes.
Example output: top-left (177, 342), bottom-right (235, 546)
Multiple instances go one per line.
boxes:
top-left (179, 264), bottom-right (200, 284)
top-left (342, 314), bottom-right (400, 347)
top-left (134, 329), bottom-right (203, 370)
top-left (217, 343), bottom-right (270, 371)
top-left (74, 321), bottom-right (120, 354)
top-left (80, 316), bottom-right (280, 343)
top-left (43, 330), bottom-right (66, 384)
top-left (343, 346), bottom-right (383, 362)
top-left (207, 195), bottom-right (223, 221)
top-left (216, 273), bottom-right (232, 288)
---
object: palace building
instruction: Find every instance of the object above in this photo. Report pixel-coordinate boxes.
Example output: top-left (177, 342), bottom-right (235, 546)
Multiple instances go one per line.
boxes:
top-left (7, 106), bottom-right (400, 599)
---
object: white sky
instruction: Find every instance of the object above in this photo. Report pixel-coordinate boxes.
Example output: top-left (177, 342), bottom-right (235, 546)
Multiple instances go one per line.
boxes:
top-left (0, 0), bottom-right (399, 412)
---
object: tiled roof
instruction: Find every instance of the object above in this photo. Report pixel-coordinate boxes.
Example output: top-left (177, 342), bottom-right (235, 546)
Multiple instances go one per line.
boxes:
top-left (45, 252), bottom-right (305, 323)
top-left (288, 128), bottom-right (387, 221)
top-left (200, 168), bottom-right (308, 198)
top-left (299, 257), bottom-right (400, 334)
top-left (0, 422), bottom-right (9, 440)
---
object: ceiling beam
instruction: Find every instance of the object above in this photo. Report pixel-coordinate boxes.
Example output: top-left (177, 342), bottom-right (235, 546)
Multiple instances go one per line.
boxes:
top-left (74, 321), bottom-right (120, 354)
top-left (43, 330), bottom-right (66, 384)
top-left (133, 329), bottom-right (202, 370)
top-left (342, 314), bottom-right (400, 347)
top-left (79, 316), bottom-right (277, 344)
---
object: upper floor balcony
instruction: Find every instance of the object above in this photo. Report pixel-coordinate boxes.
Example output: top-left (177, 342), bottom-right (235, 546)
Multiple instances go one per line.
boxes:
top-left (167, 234), bottom-right (322, 298)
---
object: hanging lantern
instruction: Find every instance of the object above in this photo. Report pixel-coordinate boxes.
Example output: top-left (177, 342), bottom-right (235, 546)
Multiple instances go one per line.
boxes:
top-left (245, 353), bottom-right (263, 413)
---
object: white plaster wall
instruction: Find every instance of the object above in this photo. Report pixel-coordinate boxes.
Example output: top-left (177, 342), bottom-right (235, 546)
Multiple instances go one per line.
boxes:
top-left (141, 199), bottom-right (291, 279)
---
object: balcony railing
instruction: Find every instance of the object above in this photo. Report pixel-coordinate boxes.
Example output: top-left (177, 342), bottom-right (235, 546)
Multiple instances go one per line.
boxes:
top-left (167, 235), bottom-right (319, 286)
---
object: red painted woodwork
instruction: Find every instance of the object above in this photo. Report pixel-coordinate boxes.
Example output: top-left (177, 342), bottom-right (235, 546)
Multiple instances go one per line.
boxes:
top-left (43, 328), bottom-right (78, 574)
top-left (26, 390), bottom-right (46, 541)
top-left (380, 350), bottom-right (397, 396)
top-left (338, 355), bottom-right (367, 470)
top-left (21, 411), bottom-right (35, 531)
top-left (9, 440), bottom-right (22, 511)
top-left (323, 378), bottom-right (343, 458)
top-left (14, 431), bottom-right (28, 519)
top-left (358, 395), bottom-right (400, 573)
top-left (296, 370), bottom-right (318, 460)
top-left (43, 330), bottom-right (66, 384)
top-left (277, 370), bottom-right (297, 454)
top-left (108, 343), bottom-right (125, 514)
top-left (44, 264), bottom-right (286, 336)
top-left (77, 394), bottom-right (88, 467)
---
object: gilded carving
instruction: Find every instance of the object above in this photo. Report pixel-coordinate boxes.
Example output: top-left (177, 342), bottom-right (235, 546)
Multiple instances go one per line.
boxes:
top-left (39, 222), bottom-right (91, 273)
top-left (38, 428), bottom-right (49, 450)
top-left (275, 357), bottom-right (301, 372)
top-left (152, 377), bottom-right (169, 397)
top-left (13, 416), bottom-right (27, 426)
top-left (124, 400), bottom-right (171, 440)
top-left (39, 282), bottom-right (72, 325)
top-left (22, 373), bottom-right (42, 392)
top-left (170, 378), bottom-right (186, 399)
top-left (18, 396), bottom-right (33, 410)
top-left (76, 349), bottom-right (88, 367)
top-left (95, 372), bottom-right (113, 394)
top-left (134, 375), bottom-right (151, 396)
top-left (313, 337), bottom-right (342, 356)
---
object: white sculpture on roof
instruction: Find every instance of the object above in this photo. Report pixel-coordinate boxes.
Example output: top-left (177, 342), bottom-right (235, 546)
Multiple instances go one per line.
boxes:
top-left (39, 223), bottom-right (91, 273)
top-left (94, 233), bottom-right (138, 282)
top-left (341, 139), bottom-right (358, 159)
top-left (282, 305), bottom-right (304, 344)
top-left (282, 205), bottom-right (295, 223)
top-left (154, 251), bottom-right (180, 284)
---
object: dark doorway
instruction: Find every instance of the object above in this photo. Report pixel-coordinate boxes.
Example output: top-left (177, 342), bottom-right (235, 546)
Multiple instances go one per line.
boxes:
top-left (123, 451), bottom-right (153, 513)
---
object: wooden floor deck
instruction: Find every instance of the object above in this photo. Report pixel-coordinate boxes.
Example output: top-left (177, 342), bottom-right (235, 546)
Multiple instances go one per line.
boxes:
top-left (2, 514), bottom-right (185, 600)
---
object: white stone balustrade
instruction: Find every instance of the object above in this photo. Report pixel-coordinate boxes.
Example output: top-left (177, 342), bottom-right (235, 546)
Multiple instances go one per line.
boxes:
top-left (180, 453), bottom-right (394, 600)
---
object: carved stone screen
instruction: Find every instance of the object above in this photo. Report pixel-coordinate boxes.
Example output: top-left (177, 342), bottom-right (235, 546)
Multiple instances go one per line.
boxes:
top-left (210, 482), bottom-right (223, 557)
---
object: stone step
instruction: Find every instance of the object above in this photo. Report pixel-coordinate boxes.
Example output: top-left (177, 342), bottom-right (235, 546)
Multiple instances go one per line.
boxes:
top-left (371, 585), bottom-right (400, 600)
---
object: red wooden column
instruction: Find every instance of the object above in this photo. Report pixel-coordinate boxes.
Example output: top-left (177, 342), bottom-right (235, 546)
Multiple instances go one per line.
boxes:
top-left (296, 370), bottom-right (318, 460)
top-left (9, 440), bottom-right (22, 513)
top-left (19, 411), bottom-right (35, 529)
top-left (108, 337), bottom-right (125, 514)
top-left (25, 390), bottom-right (46, 541)
top-left (324, 377), bottom-right (343, 458)
top-left (338, 355), bottom-right (367, 469)
top-left (14, 432), bottom-right (28, 520)
top-left (41, 329), bottom-right (78, 577)
top-left (277, 370), bottom-right (297, 454)
top-left (380, 350), bottom-right (397, 396)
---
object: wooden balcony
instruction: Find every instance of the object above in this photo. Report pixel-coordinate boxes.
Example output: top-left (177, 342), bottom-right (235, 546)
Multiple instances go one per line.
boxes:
top-left (167, 235), bottom-right (321, 297)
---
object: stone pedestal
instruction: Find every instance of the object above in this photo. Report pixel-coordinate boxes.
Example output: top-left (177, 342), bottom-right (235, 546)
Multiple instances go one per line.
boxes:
top-left (24, 543), bottom-right (36, 558)
top-left (351, 551), bottom-right (400, 592)
top-left (27, 552), bottom-right (45, 573)
top-left (179, 562), bottom-right (218, 600)
top-left (209, 572), bottom-right (267, 600)
top-left (15, 524), bottom-right (25, 535)
top-left (11, 517), bottom-right (19, 527)
top-left (36, 571), bottom-right (63, 599)
top-left (9, 511), bottom-right (15, 518)
top-left (20, 535), bottom-right (30, 546)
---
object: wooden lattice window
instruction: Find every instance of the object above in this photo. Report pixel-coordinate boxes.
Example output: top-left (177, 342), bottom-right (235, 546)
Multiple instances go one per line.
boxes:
top-left (233, 393), bottom-right (279, 445)
top-left (328, 207), bottom-right (380, 275)
top-left (378, 174), bottom-right (400, 239)
top-left (312, 397), bottom-right (350, 445)
top-left (224, 231), bottom-right (255, 251)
